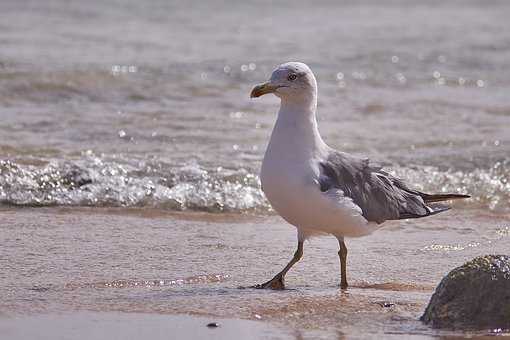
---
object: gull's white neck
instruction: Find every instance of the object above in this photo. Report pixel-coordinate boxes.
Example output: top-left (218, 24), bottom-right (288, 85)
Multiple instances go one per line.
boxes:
top-left (267, 92), bottom-right (327, 158)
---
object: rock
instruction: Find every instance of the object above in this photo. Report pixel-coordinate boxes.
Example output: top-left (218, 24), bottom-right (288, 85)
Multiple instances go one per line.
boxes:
top-left (421, 255), bottom-right (510, 330)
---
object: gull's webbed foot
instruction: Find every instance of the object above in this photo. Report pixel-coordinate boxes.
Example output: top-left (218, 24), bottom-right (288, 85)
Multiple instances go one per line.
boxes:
top-left (251, 274), bottom-right (285, 290)
top-left (251, 240), bottom-right (303, 290)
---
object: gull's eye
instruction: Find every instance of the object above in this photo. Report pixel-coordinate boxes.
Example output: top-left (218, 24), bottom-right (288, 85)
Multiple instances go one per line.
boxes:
top-left (287, 74), bottom-right (297, 81)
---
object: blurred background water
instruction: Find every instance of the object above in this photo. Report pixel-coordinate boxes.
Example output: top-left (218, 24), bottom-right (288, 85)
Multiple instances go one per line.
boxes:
top-left (0, 0), bottom-right (509, 213)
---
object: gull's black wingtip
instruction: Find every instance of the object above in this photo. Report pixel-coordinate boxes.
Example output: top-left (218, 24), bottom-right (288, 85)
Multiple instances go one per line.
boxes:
top-left (422, 193), bottom-right (471, 203)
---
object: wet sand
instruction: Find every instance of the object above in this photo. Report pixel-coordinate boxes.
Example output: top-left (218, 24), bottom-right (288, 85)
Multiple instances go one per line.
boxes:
top-left (0, 312), bottom-right (501, 340)
top-left (0, 207), bottom-right (508, 338)
top-left (0, 312), bottom-right (298, 340)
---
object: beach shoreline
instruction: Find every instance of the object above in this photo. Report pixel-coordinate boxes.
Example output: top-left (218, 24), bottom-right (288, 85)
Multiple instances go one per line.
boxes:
top-left (1, 0), bottom-right (509, 338)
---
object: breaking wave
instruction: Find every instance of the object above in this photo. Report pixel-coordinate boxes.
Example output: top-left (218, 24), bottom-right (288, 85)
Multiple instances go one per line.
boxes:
top-left (0, 152), bottom-right (508, 213)
top-left (0, 152), bottom-right (266, 212)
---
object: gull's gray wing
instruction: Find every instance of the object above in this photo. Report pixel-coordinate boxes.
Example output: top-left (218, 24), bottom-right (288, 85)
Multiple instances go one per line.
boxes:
top-left (318, 151), bottom-right (441, 224)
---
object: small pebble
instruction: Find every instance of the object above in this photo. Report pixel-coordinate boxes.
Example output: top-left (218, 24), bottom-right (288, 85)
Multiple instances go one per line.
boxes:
top-left (376, 301), bottom-right (395, 308)
top-left (207, 322), bottom-right (219, 328)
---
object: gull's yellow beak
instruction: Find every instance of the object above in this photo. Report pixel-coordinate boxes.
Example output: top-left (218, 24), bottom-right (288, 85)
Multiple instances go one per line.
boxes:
top-left (250, 82), bottom-right (277, 98)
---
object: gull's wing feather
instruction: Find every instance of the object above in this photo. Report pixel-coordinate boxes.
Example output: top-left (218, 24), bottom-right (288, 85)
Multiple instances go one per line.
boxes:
top-left (318, 150), bottom-right (460, 224)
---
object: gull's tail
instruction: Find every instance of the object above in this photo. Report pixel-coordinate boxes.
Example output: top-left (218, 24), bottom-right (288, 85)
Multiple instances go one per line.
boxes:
top-left (421, 192), bottom-right (471, 217)
top-left (420, 193), bottom-right (471, 203)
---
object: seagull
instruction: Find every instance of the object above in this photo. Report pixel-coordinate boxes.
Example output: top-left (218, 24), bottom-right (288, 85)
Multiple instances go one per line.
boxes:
top-left (250, 62), bottom-right (469, 290)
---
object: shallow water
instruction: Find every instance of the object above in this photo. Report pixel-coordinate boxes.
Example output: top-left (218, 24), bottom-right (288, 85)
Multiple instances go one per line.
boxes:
top-left (1, 0), bottom-right (510, 338)
top-left (1, 207), bottom-right (509, 337)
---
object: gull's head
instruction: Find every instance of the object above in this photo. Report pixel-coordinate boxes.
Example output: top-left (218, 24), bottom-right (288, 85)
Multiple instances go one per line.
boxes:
top-left (250, 62), bottom-right (317, 102)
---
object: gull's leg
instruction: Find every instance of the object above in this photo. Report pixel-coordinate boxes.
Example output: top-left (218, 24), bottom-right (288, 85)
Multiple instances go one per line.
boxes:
top-left (253, 240), bottom-right (303, 290)
top-left (337, 237), bottom-right (348, 289)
